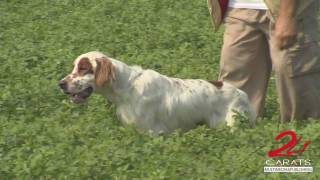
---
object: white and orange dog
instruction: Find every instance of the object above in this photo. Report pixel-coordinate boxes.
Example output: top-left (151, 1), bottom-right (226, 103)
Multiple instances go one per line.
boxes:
top-left (59, 52), bottom-right (255, 134)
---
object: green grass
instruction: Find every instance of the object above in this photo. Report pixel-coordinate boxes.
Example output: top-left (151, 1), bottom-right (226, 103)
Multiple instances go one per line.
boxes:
top-left (0, 0), bottom-right (319, 179)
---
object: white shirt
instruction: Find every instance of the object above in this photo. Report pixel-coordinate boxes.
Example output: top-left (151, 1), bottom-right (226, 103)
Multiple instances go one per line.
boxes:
top-left (228, 0), bottom-right (268, 10)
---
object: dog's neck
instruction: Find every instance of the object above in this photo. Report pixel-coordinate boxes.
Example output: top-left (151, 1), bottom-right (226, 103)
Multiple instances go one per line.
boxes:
top-left (96, 58), bottom-right (143, 104)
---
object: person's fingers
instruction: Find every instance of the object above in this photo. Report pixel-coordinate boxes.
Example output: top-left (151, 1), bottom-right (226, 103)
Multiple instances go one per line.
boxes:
top-left (276, 36), bottom-right (297, 50)
top-left (275, 38), bottom-right (282, 49)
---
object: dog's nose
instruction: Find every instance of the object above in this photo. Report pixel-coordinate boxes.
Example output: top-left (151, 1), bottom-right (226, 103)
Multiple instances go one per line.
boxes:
top-left (59, 80), bottom-right (67, 90)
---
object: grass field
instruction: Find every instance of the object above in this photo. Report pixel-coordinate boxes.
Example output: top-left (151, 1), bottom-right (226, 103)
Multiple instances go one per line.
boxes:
top-left (0, 0), bottom-right (319, 179)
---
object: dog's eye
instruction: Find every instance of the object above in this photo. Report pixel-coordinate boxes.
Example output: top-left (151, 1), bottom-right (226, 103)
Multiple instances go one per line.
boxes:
top-left (78, 67), bottom-right (88, 71)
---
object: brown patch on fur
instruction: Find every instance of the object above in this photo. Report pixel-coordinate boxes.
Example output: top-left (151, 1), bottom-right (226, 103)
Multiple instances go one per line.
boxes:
top-left (95, 57), bottom-right (116, 87)
top-left (78, 57), bottom-right (93, 76)
top-left (208, 80), bottom-right (223, 89)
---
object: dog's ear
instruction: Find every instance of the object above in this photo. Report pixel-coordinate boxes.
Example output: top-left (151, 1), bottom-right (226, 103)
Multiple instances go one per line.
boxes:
top-left (95, 57), bottom-right (116, 87)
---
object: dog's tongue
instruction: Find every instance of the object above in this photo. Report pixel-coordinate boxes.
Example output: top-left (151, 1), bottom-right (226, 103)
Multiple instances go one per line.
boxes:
top-left (72, 94), bottom-right (85, 104)
top-left (70, 87), bottom-right (93, 104)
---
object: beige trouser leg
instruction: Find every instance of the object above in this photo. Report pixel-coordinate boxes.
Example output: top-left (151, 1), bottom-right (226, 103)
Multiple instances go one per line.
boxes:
top-left (268, 2), bottom-right (320, 122)
top-left (220, 8), bottom-right (272, 119)
top-left (220, 4), bottom-right (320, 122)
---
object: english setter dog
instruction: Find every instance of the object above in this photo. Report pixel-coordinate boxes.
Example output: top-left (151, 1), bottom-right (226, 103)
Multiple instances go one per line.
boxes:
top-left (59, 52), bottom-right (255, 135)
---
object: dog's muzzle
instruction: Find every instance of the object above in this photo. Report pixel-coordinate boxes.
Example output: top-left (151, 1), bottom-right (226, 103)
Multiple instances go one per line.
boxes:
top-left (59, 80), bottom-right (93, 104)
top-left (59, 80), bottom-right (68, 91)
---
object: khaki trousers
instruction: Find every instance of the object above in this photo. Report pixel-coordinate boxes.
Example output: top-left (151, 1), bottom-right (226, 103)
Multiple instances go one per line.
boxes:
top-left (220, 2), bottom-right (320, 122)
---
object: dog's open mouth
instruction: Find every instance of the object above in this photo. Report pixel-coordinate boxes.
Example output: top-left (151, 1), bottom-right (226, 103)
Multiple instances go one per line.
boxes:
top-left (70, 87), bottom-right (93, 104)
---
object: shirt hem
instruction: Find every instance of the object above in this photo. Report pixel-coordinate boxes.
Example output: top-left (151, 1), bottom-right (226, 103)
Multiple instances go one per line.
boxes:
top-left (228, 2), bottom-right (268, 10)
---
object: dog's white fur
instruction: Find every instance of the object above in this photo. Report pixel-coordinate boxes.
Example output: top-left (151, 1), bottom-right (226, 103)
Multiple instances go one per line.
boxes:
top-left (61, 51), bottom-right (256, 135)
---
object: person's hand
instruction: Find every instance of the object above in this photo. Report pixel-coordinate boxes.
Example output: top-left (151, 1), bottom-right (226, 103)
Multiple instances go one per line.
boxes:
top-left (275, 0), bottom-right (298, 50)
top-left (275, 16), bottom-right (298, 50)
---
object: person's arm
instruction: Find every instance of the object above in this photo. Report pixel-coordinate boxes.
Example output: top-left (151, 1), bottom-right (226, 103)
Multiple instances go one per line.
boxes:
top-left (275, 0), bottom-right (298, 49)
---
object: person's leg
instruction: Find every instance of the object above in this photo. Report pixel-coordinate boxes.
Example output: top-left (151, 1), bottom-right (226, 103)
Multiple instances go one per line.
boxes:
top-left (269, 1), bottom-right (320, 122)
top-left (220, 8), bottom-right (272, 118)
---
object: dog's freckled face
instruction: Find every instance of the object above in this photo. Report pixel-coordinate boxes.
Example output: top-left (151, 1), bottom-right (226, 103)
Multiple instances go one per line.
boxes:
top-left (59, 55), bottom-right (115, 104)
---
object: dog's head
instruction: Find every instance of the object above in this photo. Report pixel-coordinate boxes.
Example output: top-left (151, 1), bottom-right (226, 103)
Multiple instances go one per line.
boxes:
top-left (59, 52), bottom-right (116, 104)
